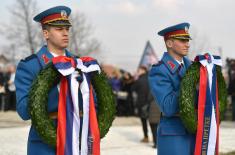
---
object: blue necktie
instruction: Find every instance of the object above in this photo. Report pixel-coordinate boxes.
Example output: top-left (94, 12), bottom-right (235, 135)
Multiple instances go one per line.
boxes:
top-left (180, 63), bottom-right (186, 75)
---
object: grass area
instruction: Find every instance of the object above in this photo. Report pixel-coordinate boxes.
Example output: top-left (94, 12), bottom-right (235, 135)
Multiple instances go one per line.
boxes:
top-left (220, 151), bottom-right (235, 155)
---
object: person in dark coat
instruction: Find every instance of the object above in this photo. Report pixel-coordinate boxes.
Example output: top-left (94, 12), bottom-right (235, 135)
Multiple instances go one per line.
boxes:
top-left (0, 68), bottom-right (5, 111)
top-left (118, 72), bottom-right (134, 116)
top-left (6, 65), bottom-right (16, 111)
top-left (148, 98), bottom-right (161, 148)
top-left (132, 66), bottom-right (151, 142)
top-left (228, 58), bottom-right (235, 121)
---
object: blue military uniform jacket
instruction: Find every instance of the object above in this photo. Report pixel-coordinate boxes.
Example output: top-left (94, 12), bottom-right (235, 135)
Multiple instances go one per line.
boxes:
top-left (148, 52), bottom-right (195, 155)
top-left (15, 45), bottom-right (74, 155)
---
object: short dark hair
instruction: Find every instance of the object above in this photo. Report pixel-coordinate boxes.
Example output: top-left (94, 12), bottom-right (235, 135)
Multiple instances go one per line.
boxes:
top-left (42, 24), bottom-right (71, 30)
top-left (42, 24), bottom-right (51, 30)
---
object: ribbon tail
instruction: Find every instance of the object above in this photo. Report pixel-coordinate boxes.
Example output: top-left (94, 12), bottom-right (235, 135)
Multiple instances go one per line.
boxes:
top-left (57, 77), bottom-right (68, 155)
top-left (89, 84), bottom-right (100, 155)
top-left (215, 78), bottom-right (220, 155)
top-left (194, 66), bottom-right (208, 155)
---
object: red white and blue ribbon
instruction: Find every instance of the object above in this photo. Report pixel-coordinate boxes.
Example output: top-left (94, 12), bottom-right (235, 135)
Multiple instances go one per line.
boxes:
top-left (194, 54), bottom-right (222, 155)
top-left (52, 56), bottom-right (101, 155)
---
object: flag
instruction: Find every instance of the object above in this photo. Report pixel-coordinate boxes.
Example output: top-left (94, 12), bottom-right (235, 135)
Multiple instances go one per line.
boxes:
top-left (138, 41), bottom-right (158, 69)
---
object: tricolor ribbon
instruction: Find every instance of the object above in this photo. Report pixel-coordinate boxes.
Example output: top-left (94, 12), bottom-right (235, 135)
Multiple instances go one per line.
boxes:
top-left (52, 56), bottom-right (101, 155)
top-left (194, 54), bottom-right (222, 155)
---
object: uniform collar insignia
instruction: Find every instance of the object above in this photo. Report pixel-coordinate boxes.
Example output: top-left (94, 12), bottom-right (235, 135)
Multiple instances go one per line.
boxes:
top-left (162, 52), bottom-right (179, 74)
top-left (42, 54), bottom-right (50, 64)
top-left (36, 45), bottom-right (53, 68)
top-left (167, 61), bottom-right (176, 70)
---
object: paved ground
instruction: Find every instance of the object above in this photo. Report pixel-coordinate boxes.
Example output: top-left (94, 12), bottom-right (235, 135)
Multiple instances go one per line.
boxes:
top-left (0, 112), bottom-right (234, 155)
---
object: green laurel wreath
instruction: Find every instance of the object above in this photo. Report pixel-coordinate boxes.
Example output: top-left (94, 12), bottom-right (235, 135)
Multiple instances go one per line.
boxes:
top-left (179, 62), bottom-right (227, 134)
top-left (28, 62), bottom-right (116, 147)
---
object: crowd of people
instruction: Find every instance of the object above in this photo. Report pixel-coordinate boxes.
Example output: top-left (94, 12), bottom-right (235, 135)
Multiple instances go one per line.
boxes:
top-left (0, 64), bottom-right (16, 111)
top-left (227, 58), bottom-right (235, 121)
top-left (106, 65), bottom-right (161, 148)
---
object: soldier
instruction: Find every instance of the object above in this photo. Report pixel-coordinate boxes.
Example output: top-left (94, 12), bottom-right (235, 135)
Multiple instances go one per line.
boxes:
top-left (148, 23), bottom-right (195, 155)
top-left (15, 6), bottom-right (74, 155)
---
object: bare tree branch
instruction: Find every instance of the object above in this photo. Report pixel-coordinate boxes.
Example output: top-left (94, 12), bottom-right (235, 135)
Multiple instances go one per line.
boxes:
top-left (2, 0), bottom-right (41, 59)
top-left (1, 1), bottom-right (101, 62)
top-left (68, 12), bottom-right (101, 56)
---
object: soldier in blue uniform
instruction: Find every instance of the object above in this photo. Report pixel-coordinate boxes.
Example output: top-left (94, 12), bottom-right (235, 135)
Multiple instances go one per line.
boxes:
top-left (148, 23), bottom-right (195, 155)
top-left (14, 6), bottom-right (74, 155)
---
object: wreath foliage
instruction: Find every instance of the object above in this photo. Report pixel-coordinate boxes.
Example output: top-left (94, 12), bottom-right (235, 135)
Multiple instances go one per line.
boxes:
top-left (28, 62), bottom-right (116, 147)
top-left (179, 62), bottom-right (227, 133)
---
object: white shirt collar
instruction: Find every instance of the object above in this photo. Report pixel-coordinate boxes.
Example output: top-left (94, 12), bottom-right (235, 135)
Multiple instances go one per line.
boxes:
top-left (175, 59), bottom-right (184, 65)
top-left (50, 51), bottom-right (66, 57)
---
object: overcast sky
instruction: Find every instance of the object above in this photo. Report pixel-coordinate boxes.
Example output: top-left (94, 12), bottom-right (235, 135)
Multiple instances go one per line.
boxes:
top-left (0, 0), bottom-right (235, 72)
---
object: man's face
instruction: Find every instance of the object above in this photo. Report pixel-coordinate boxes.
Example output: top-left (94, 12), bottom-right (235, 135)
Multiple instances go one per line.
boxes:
top-left (167, 38), bottom-right (190, 57)
top-left (43, 26), bottom-right (70, 49)
top-left (8, 65), bottom-right (15, 73)
top-left (137, 67), bottom-right (146, 76)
